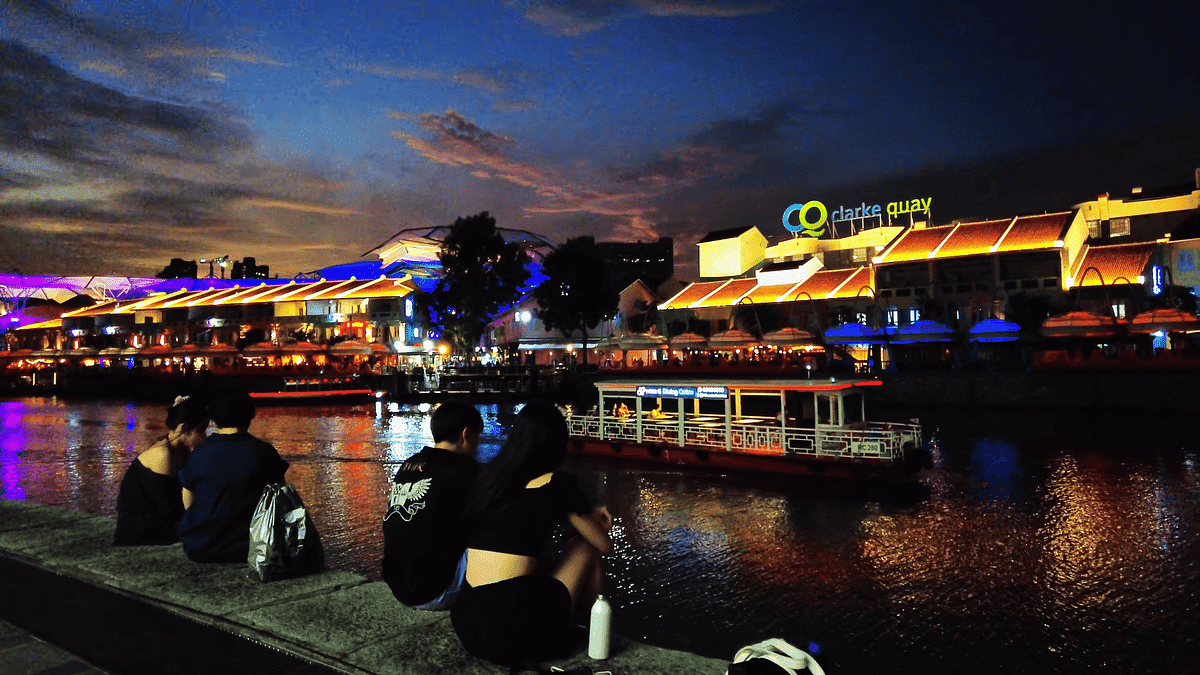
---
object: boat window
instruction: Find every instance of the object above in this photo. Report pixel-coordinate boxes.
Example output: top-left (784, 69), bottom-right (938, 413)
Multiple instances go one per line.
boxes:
top-left (816, 394), bottom-right (838, 425)
top-left (843, 393), bottom-right (864, 425)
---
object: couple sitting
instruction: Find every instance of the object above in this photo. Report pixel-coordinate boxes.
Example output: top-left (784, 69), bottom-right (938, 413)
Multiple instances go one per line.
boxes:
top-left (113, 385), bottom-right (289, 563)
top-left (382, 401), bottom-right (614, 667)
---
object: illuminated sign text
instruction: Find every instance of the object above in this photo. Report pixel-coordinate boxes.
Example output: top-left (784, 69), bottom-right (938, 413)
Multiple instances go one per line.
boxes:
top-left (634, 385), bottom-right (728, 400)
top-left (783, 196), bottom-right (933, 235)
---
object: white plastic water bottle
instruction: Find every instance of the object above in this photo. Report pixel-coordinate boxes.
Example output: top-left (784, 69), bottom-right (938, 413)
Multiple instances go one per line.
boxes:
top-left (587, 594), bottom-right (611, 660)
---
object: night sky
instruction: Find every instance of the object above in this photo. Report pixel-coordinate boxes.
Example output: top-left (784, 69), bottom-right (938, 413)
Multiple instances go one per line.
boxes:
top-left (2, 0), bottom-right (1197, 279)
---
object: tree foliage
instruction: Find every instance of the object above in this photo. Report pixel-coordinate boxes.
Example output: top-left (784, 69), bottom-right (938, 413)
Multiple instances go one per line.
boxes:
top-left (418, 212), bottom-right (530, 357)
top-left (533, 237), bottom-right (619, 365)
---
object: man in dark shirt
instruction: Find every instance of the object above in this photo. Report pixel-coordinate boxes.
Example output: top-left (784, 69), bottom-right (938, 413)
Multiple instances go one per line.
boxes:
top-left (178, 385), bottom-right (288, 562)
top-left (382, 400), bottom-right (482, 609)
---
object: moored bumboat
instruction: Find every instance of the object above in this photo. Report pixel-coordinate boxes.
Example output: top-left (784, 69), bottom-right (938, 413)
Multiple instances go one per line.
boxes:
top-left (564, 377), bottom-right (929, 481)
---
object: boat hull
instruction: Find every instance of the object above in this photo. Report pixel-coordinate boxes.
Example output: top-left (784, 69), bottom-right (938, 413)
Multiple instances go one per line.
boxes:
top-left (568, 436), bottom-right (916, 482)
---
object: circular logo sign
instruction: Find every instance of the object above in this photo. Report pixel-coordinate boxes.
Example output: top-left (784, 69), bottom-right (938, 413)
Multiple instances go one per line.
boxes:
top-left (782, 201), bottom-right (828, 237)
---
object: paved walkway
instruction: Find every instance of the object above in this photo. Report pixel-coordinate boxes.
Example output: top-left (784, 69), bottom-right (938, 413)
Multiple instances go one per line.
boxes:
top-left (0, 499), bottom-right (729, 675)
top-left (0, 618), bottom-right (111, 675)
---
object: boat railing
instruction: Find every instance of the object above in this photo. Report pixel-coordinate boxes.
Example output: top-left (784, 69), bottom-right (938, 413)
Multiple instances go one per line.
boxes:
top-left (566, 415), bottom-right (922, 461)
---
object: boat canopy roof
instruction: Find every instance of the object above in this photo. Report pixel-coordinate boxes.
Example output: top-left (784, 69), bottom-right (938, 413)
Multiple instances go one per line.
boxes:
top-left (593, 377), bottom-right (883, 394)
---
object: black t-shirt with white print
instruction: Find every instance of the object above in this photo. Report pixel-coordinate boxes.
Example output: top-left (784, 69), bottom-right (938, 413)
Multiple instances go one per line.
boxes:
top-left (382, 446), bottom-right (479, 606)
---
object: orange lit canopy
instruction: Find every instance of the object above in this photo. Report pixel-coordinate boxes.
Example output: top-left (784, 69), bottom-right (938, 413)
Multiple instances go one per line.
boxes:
top-left (1070, 242), bottom-right (1156, 287)
top-left (875, 212), bottom-right (1072, 264)
top-left (659, 267), bottom-right (873, 311)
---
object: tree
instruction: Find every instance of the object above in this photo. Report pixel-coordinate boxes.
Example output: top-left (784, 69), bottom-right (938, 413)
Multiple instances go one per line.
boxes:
top-left (418, 212), bottom-right (530, 358)
top-left (534, 237), bottom-right (619, 368)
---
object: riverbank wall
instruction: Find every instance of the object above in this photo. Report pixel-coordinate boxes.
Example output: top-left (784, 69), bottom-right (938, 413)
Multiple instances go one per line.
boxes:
top-left (869, 371), bottom-right (1199, 412)
top-left (0, 499), bottom-right (728, 675)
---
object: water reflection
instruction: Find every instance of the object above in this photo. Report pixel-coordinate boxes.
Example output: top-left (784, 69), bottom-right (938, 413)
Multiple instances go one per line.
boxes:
top-left (0, 397), bottom-right (1198, 674)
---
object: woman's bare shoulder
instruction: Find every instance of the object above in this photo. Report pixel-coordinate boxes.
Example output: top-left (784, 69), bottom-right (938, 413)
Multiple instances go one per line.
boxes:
top-left (137, 442), bottom-right (172, 475)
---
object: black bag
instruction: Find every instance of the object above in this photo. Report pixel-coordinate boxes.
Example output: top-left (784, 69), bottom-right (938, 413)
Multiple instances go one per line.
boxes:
top-left (248, 484), bottom-right (325, 582)
top-left (726, 639), bottom-right (825, 675)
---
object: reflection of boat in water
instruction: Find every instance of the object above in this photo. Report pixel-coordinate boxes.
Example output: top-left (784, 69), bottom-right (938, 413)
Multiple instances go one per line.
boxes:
top-left (565, 377), bottom-right (928, 481)
top-left (246, 373), bottom-right (376, 402)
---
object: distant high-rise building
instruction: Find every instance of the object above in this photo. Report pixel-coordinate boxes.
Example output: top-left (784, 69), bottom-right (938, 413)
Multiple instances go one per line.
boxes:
top-left (231, 257), bottom-right (270, 280)
top-left (594, 237), bottom-right (674, 288)
top-left (156, 258), bottom-right (198, 279)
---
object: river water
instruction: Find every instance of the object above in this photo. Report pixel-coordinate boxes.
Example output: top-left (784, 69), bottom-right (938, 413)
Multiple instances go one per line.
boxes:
top-left (1, 395), bottom-right (1197, 674)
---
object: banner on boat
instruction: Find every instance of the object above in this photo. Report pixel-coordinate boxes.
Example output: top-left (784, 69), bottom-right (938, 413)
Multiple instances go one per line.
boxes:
top-left (635, 385), bottom-right (728, 400)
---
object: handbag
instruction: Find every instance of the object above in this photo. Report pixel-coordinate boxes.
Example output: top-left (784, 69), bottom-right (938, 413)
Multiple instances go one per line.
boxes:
top-left (248, 483), bottom-right (325, 582)
top-left (726, 638), bottom-right (825, 675)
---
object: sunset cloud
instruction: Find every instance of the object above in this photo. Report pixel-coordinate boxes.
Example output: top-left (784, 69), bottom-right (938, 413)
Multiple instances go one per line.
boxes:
top-left (355, 63), bottom-right (510, 93)
top-left (518, 0), bottom-right (776, 35)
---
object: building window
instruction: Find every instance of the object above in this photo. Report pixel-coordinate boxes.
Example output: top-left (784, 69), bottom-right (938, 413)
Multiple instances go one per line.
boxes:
top-left (908, 306), bottom-right (921, 323)
top-left (1179, 250), bottom-right (1195, 272)
top-left (1087, 220), bottom-right (1101, 238)
top-left (405, 298), bottom-right (413, 317)
top-left (885, 306), bottom-right (899, 325)
top-left (1111, 302), bottom-right (1126, 319)
top-left (1110, 218), bottom-right (1130, 237)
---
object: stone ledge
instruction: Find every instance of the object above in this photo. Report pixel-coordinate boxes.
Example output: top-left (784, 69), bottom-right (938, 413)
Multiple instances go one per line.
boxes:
top-left (0, 499), bottom-right (729, 674)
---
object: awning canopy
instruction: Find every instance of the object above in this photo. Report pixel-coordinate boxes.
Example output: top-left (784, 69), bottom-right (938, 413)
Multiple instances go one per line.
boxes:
top-left (761, 327), bottom-right (819, 346)
top-left (707, 329), bottom-right (760, 350)
top-left (890, 320), bottom-right (954, 344)
top-left (1128, 308), bottom-right (1200, 334)
top-left (1041, 311), bottom-right (1128, 338)
top-left (968, 318), bottom-right (1021, 342)
top-left (824, 322), bottom-right (886, 345)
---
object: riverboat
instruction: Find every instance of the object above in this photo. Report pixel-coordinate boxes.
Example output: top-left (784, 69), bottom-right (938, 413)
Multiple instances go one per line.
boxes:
top-left (564, 377), bottom-right (928, 481)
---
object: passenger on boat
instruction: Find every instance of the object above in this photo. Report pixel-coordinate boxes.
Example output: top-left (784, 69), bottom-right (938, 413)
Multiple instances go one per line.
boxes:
top-left (382, 401), bottom-right (482, 610)
top-left (451, 402), bottom-right (614, 667)
top-left (178, 384), bottom-right (289, 562)
top-left (113, 395), bottom-right (209, 546)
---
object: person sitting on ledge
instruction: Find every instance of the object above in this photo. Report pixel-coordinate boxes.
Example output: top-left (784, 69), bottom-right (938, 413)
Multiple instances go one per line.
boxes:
top-left (451, 402), bottom-right (613, 667)
top-left (382, 401), bottom-right (482, 610)
top-left (178, 383), bottom-right (289, 563)
top-left (113, 395), bottom-right (209, 546)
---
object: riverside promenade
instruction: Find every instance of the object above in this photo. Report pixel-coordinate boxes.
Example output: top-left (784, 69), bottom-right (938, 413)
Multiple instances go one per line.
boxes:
top-left (0, 499), bottom-right (728, 675)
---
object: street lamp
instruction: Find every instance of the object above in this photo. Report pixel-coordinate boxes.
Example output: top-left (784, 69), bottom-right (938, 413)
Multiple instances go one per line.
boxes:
top-left (198, 255), bottom-right (230, 279)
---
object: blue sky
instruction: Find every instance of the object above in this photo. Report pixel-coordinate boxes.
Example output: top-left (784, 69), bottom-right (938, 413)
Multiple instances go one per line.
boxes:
top-left (2, 0), bottom-right (1197, 279)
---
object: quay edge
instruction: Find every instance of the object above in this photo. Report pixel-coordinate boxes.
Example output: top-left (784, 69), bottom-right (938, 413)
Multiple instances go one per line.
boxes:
top-left (868, 371), bottom-right (1200, 413)
top-left (0, 499), bottom-right (730, 675)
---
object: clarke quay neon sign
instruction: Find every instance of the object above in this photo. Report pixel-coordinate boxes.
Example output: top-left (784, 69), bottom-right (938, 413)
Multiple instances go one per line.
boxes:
top-left (782, 197), bottom-right (932, 237)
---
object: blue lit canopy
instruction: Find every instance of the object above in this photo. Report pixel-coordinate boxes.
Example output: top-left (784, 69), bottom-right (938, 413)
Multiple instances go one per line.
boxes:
top-left (968, 318), bottom-right (1022, 343)
top-left (823, 322), bottom-right (886, 345)
top-left (891, 320), bottom-right (954, 344)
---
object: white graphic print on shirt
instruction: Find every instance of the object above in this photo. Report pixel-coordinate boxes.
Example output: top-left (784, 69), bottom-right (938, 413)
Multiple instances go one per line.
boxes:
top-left (385, 477), bottom-right (432, 522)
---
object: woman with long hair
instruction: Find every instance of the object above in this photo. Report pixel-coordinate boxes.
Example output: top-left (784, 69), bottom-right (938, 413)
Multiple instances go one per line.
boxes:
top-left (113, 395), bottom-right (209, 545)
top-left (451, 401), bottom-right (614, 667)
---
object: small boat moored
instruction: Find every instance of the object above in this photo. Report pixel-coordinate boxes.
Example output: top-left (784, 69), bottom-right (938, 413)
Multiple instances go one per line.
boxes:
top-left (565, 377), bottom-right (927, 481)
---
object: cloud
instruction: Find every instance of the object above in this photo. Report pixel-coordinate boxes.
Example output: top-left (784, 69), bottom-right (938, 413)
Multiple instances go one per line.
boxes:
top-left (636, 0), bottom-right (776, 18)
top-left (516, 0), bottom-right (775, 35)
top-left (393, 103), bottom-right (803, 252)
top-left (354, 63), bottom-right (510, 93)
top-left (240, 198), bottom-right (362, 216)
top-left (0, 38), bottom-right (368, 276)
top-left (142, 46), bottom-right (291, 67)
